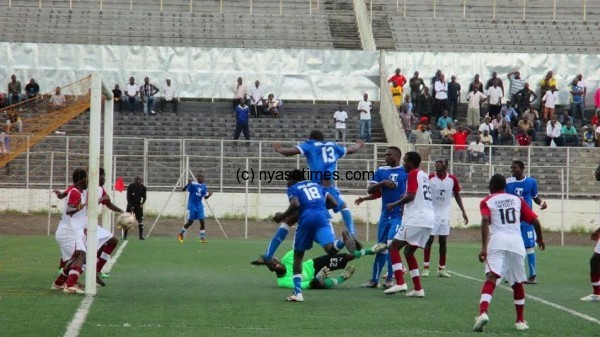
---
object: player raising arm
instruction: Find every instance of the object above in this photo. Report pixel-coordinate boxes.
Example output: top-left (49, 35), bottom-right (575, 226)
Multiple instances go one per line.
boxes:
top-left (473, 174), bottom-right (545, 332)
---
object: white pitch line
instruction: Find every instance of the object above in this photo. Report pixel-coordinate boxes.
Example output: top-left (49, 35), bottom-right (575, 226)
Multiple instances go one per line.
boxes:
top-left (449, 270), bottom-right (600, 326)
top-left (63, 240), bottom-right (129, 337)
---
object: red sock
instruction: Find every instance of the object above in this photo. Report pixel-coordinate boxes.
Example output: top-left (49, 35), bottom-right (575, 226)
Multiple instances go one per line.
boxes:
top-left (406, 254), bottom-right (422, 290)
top-left (65, 266), bottom-right (82, 288)
top-left (96, 241), bottom-right (117, 272)
top-left (479, 280), bottom-right (496, 314)
top-left (439, 254), bottom-right (446, 270)
top-left (591, 272), bottom-right (600, 295)
top-left (389, 248), bottom-right (405, 285)
top-left (423, 247), bottom-right (431, 268)
top-left (512, 282), bottom-right (525, 322)
top-left (53, 269), bottom-right (69, 286)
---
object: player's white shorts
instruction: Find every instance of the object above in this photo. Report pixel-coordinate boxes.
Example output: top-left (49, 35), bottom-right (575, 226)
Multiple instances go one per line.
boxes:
top-left (431, 218), bottom-right (450, 236)
top-left (394, 225), bottom-right (432, 248)
top-left (594, 240), bottom-right (600, 254)
top-left (97, 226), bottom-right (114, 248)
top-left (55, 227), bottom-right (87, 261)
top-left (485, 249), bottom-right (526, 285)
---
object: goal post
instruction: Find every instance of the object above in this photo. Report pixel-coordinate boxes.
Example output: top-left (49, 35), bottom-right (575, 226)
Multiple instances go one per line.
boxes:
top-left (85, 72), bottom-right (114, 296)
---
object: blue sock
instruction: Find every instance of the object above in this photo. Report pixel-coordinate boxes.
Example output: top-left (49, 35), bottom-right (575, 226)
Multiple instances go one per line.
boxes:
top-left (334, 239), bottom-right (345, 251)
top-left (341, 209), bottom-right (355, 235)
top-left (293, 274), bottom-right (302, 295)
top-left (264, 224), bottom-right (290, 260)
top-left (526, 249), bottom-right (536, 277)
top-left (386, 253), bottom-right (393, 281)
top-left (371, 253), bottom-right (387, 283)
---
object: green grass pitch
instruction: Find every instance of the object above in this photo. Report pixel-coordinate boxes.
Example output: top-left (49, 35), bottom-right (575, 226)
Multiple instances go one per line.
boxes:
top-left (1, 236), bottom-right (599, 337)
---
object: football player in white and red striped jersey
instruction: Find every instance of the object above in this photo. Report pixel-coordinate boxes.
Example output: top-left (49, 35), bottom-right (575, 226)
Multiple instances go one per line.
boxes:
top-left (384, 151), bottom-right (434, 298)
top-left (473, 174), bottom-right (545, 332)
top-left (580, 164), bottom-right (600, 302)
top-left (423, 158), bottom-right (468, 277)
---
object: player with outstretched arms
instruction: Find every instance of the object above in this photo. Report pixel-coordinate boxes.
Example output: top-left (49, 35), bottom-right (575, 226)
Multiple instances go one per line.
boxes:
top-left (580, 163), bottom-right (600, 302)
top-left (473, 174), bottom-right (545, 332)
top-left (384, 151), bottom-right (434, 298)
top-left (423, 158), bottom-right (469, 277)
top-left (506, 160), bottom-right (547, 284)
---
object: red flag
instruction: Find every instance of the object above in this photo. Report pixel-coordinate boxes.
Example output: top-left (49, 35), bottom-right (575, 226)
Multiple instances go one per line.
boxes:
top-left (114, 176), bottom-right (125, 192)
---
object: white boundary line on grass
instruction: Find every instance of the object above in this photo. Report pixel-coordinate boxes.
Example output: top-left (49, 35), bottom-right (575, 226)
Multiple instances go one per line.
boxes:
top-left (63, 240), bottom-right (129, 337)
top-left (449, 270), bottom-right (600, 326)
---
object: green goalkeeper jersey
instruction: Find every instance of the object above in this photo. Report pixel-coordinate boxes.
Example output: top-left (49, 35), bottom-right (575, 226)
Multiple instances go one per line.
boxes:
top-left (276, 250), bottom-right (315, 289)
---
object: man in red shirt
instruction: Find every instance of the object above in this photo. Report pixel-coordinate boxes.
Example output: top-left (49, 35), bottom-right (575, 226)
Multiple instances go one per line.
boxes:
top-left (388, 68), bottom-right (407, 88)
top-left (452, 124), bottom-right (470, 162)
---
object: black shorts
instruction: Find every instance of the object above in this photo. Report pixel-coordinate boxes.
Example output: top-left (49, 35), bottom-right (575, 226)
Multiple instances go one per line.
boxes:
top-left (309, 253), bottom-right (352, 289)
top-left (127, 205), bottom-right (143, 223)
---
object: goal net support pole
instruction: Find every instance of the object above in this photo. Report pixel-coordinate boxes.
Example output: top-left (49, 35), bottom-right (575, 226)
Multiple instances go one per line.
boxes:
top-left (188, 170), bottom-right (228, 239)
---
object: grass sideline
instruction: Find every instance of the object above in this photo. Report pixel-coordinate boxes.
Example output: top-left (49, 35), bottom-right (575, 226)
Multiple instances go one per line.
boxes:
top-left (1, 236), bottom-right (599, 337)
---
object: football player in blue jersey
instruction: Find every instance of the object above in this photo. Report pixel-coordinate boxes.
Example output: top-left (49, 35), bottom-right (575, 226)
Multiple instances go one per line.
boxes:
top-left (361, 146), bottom-right (408, 288)
top-left (178, 173), bottom-right (213, 243)
top-left (274, 169), bottom-right (356, 302)
top-left (506, 160), bottom-right (547, 284)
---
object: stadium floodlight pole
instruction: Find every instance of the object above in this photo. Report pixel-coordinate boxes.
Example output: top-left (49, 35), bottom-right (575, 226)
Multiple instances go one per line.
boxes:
top-left (86, 72), bottom-right (103, 296)
top-left (103, 81), bottom-right (114, 231)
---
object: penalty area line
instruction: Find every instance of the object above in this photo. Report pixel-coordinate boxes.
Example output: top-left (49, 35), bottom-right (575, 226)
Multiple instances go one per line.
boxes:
top-left (63, 240), bottom-right (129, 337)
top-left (449, 270), bottom-right (600, 326)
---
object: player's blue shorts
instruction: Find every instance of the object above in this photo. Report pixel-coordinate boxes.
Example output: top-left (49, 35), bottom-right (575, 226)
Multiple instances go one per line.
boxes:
top-left (377, 214), bottom-right (402, 244)
top-left (323, 186), bottom-right (345, 213)
top-left (520, 222), bottom-right (536, 249)
top-left (294, 210), bottom-right (335, 251)
top-left (188, 208), bottom-right (205, 221)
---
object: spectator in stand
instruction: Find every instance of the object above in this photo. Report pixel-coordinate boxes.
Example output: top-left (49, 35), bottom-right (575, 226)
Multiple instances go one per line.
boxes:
top-left (15, 116), bottom-right (22, 133)
top-left (431, 69), bottom-right (442, 97)
top-left (433, 74), bottom-right (449, 118)
top-left (542, 85), bottom-right (558, 122)
top-left (420, 87), bottom-right (434, 118)
top-left (357, 92), bottom-right (372, 142)
top-left (112, 84), bottom-right (123, 113)
top-left (469, 74), bottom-right (484, 93)
top-left (507, 70), bottom-right (525, 109)
top-left (266, 93), bottom-right (280, 119)
top-left (592, 112), bottom-right (600, 129)
top-left (452, 124), bottom-right (470, 162)
top-left (480, 129), bottom-right (493, 147)
top-left (500, 101), bottom-right (519, 126)
top-left (125, 77), bottom-right (139, 113)
top-left (467, 87), bottom-right (487, 127)
top-left (233, 99), bottom-right (250, 145)
top-left (391, 82), bottom-right (403, 108)
top-left (7, 74), bottom-right (22, 105)
top-left (25, 78), bottom-right (40, 100)
top-left (249, 80), bottom-right (264, 118)
top-left (399, 100), bottom-right (416, 140)
top-left (0, 126), bottom-right (8, 154)
top-left (485, 72), bottom-right (504, 95)
top-left (402, 94), bottom-right (413, 115)
top-left (559, 110), bottom-right (573, 125)
top-left (518, 115), bottom-right (536, 141)
top-left (576, 74), bottom-right (587, 107)
top-left (570, 79), bottom-right (585, 123)
top-left (140, 77), bottom-right (159, 116)
top-left (562, 120), bottom-right (579, 147)
top-left (523, 104), bottom-right (542, 132)
top-left (479, 116), bottom-right (494, 135)
top-left (448, 75), bottom-right (461, 119)
top-left (582, 126), bottom-right (595, 147)
top-left (160, 79), bottom-right (178, 113)
top-left (468, 137), bottom-right (486, 162)
top-left (413, 123), bottom-right (432, 160)
top-left (497, 120), bottom-right (515, 145)
top-left (487, 80), bottom-right (503, 117)
top-left (539, 71), bottom-right (557, 111)
top-left (436, 110), bottom-right (453, 130)
top-left (49, 86), bottom-right (66, 110)
top-left (515, 83), bottom-right (538, 113)
top-left (545, 116), bottom-right (563, 146)
top-left (416, 116), bottom-right (429, 132)
top-left (333, 105), bottom-right (348, 143)
top-left (0, 92), bottom-right (4, 108)
top-left (516, 131), bottom-right (532, 147)
top-left (388, 68), bottom-right (407, 88)
top-left (233, 76), bottom-right (247, 112)
top-left (409, 71), bottom-right (425, 115)
top-left (595, 86), bottom-right (600, 114)
top-left (440, 122), bottom-right (457, 144)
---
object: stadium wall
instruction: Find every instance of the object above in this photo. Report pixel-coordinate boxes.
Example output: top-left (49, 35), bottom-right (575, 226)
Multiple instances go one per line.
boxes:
top-left (2, 188), bottom-right (598, 233)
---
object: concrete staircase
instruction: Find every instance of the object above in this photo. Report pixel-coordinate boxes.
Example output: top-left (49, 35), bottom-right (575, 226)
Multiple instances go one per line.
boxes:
top-left (323, 0), bottom-right (362, 50)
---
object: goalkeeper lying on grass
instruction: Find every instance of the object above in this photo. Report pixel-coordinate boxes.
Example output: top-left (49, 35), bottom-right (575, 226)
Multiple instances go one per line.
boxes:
top-left (257, 243), bottom-right (386, 289)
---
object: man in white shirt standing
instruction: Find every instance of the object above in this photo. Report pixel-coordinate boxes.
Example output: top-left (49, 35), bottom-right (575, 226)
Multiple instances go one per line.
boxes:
top-left (357, 93), bottom-right (372, 143)
top-left (160, 79), bottom-right (178, 113)
top-left (233, 77), bottom-right (247, 113)
top-left (125, 77), bottom-right (140, 113)
top-left (434, 74), bottom-right (449, 118)
top-left (487, 80), bottom-right (503, 118)
top-left (333, 105), bottom-right (348, 143)
top-left (249, 80), bottom-right (264, 118)
top-left (467, 88), bottom-right (487, 127)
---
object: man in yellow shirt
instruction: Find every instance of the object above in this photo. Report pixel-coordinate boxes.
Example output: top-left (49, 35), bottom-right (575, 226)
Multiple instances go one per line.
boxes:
top-left (391, 82), bottom-right (403, 108)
